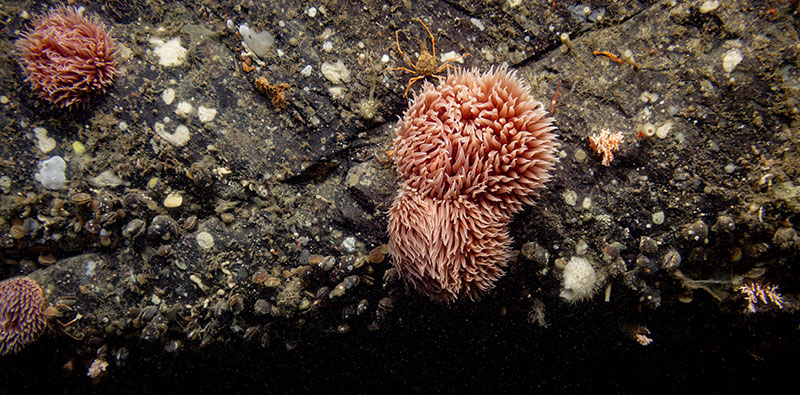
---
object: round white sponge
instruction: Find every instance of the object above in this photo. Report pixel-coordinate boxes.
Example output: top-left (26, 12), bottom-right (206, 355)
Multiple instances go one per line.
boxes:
top-left (560, 256), bottom-right (597, 302)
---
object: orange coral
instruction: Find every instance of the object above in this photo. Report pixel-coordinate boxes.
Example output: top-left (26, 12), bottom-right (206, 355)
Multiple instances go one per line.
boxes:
top-left (589, 129), bottom-right (624, 166)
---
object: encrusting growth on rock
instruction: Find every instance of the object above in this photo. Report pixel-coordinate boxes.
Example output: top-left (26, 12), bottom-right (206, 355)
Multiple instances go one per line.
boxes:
top-left (388, 67), bottom-right (558, 302)
top-left (255, 76), bottom-right (290, 107)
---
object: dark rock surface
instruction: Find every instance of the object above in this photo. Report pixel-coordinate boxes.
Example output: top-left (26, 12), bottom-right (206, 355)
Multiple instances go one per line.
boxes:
top-left (1, 0), bottom-right (798, 392)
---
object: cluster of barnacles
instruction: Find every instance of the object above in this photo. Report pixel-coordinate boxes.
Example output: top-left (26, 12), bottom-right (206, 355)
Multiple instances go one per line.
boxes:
top-left (739, 280), bottom-right (785, 313)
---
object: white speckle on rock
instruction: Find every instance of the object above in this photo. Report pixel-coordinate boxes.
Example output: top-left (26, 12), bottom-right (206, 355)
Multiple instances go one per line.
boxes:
top-left (652, 211), bottom-right (665, 225)
top-left (149, 37), bottom-right (187, 67)
top-left (85, 260), bottom-right (97, 277)
top-left (381, 54), bottom-right (390, 63)
top-left (470, 17), bottom-right (485, 31)
top-left (699, 0), bottom-right (719, 13)
top-left (300, 65), bottom-right (313, 77)
top-left (562, 190), bottom-right (577, 206)
top-left (724, 163), bottom-right (737, 174)
top-left (722, 49), bottom-right (742, 73)
top-left (118, 121), bottom-right (128, 131)
top-left (162, 88), bottom-right (176, 105)
top-left (36, 156), bottom-right (67, 190)
top-left (89, 170), bottom-right (125, 187)
top-left (328, 86), bottom-right (346, 99)
top-left (34, 127), bottom-right (56, 153)
top-left (322, 41), bottom-right (333, 52)
top-left (342, 236), bottom-right (357, 252)
top-left (197, 106), bottom-right (217, 123)
top-left (307, 6), bottom-right (317, 17)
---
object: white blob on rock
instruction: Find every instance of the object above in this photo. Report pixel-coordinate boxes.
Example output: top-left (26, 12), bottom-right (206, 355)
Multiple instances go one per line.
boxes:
top-left (155, 122), bottom-right (191, 147)
top-left (163, 193), bottom-right (183, 208)
top-left (34, 127), bottom-right (56, 153)
top-left (440, 51), bottom-right (464, 64)
top-left (560, 256), bottom-right (597, 302)
top-left (197, 106), bottom-right (217, 123)
top-left (328, 86), bottom-right (345, 99)
top-left (89, 170), bottom-right (125, 187)
top-left (652, 210), bottom-right (665, 225)
top-left (238, 24), bottom-right (274, 59)
top-left (149, 38), bottom-right (188, 67)
top-left (722, 49), bottom-right (742, 73)
top-left (162, 88), bottom-right (176, 105)
top-left (656, 122), bottom-right (673, 139)
top-left (196, 231), bottom-right (214, 250)
top-left (321, 61), bottom-right (351, 84)
top-left (342, 236), bottom-right (357, 253)
top-left (175, 101), bottom-right (193, 117)
top-left (699, 0), bottom-right (720, 13)
top-left (562, 190), bottom-right (577, 206)
top-left (470, 17), bottom-right (485, 31)
top-left (37, 156), bottom-right (67, 190)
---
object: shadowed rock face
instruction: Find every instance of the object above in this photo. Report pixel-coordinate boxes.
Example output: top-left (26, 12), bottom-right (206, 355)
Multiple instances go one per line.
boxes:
top-left (0, 0), bottom-right (798, 392)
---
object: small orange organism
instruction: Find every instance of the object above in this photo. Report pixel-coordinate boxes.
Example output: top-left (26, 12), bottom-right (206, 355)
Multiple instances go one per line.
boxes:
top-left (589, 129), bottom-right (624, 166)
top-left (389, 18), bottom-right (468, 97)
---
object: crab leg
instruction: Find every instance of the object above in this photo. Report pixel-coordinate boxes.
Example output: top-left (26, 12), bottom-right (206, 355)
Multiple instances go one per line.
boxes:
top-left (394, 30), bottom-right (417, 69)
top-left (404, 76), bottom-right (426, 97)
top-left (415, 18), bottom-right (436, 59)
top-left (434, 53), bottom-right (470, 74)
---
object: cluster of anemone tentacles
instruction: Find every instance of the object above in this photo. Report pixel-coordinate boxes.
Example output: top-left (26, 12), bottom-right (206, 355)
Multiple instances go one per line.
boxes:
top-left (388, 67), bottom-right (558, 302)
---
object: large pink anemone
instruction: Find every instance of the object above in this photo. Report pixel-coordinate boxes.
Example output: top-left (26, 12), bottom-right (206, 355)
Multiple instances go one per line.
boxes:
top-left (16, 6), bottom-right (118, 108)
top-left (388, 67), bottom-right (558, 302)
